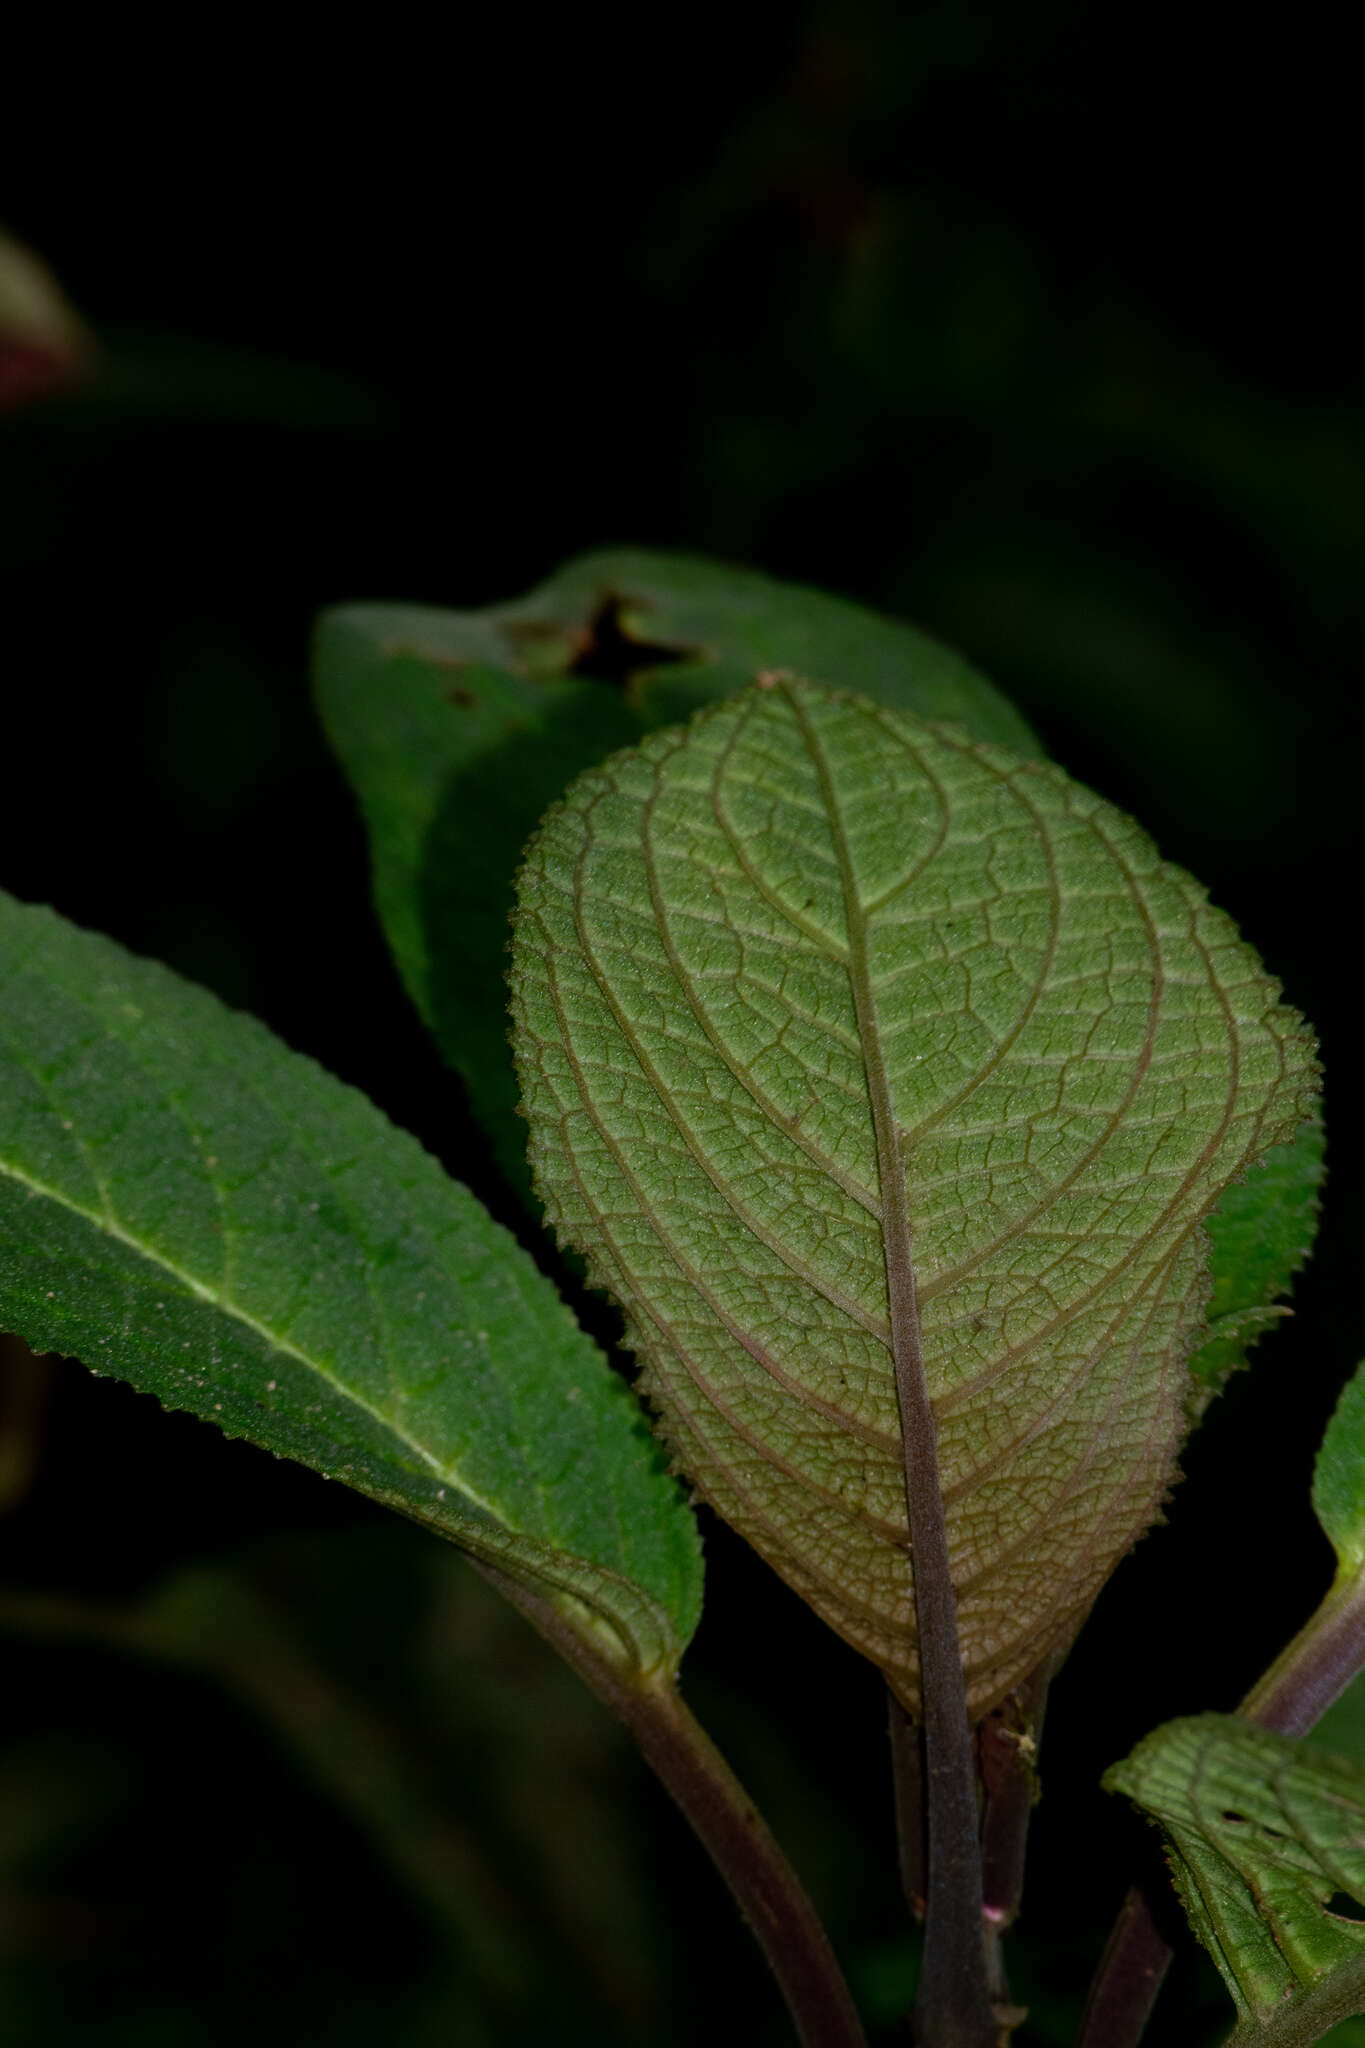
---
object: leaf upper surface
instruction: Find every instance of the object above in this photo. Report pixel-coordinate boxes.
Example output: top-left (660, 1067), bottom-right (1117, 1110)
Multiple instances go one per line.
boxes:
top-left (511, 678), bottom-right (1316, 1713)
top-left (1106, 1715), bottom-right (1365, 2032)
top-left (0, 890), bottom-right (701, 1682)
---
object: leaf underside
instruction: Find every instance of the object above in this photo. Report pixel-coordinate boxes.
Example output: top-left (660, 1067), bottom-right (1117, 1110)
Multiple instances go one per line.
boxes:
top-left (0, 890), bottom-right (701, 1682)
top-left (1107, 1715), bottom-right (1365, 2033)
top-left (512, 677), bottom-right (1316, 1715)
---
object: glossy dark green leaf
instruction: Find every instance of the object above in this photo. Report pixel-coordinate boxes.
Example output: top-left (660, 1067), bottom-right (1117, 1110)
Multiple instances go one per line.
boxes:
top-left (0, 889), bottom-right (701, 1682)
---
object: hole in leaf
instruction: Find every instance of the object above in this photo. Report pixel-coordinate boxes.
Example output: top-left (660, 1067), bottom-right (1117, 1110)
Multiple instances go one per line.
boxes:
top-left (1220, 1811), bottom-right (1249, 1824)
top-left (565, 595), bottom-right (695, 689)
top-left (1325, 1892), bottom-right (1365, 1923)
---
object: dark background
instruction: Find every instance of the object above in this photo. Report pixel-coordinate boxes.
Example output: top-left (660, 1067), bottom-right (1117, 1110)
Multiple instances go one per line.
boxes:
top-left (1, 7), bottom-right (1361, 2043)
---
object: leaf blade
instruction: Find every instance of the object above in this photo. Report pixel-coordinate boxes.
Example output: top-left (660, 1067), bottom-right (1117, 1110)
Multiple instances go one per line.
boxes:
top-left (0, 889), bottom-right (702, 1681)
top-left (1188, 1116), bottom-right (1325, 1396)
top-left (1105, 1715), bottom-right (1365, 2032)
top-left (511, 678), bottom-right (1317, 1713)
top-left (1315, 1362), bottom-right (1365, 1580)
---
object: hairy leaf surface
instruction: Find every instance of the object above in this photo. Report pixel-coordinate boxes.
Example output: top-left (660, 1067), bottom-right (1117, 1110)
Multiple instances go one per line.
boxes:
top-left (511, 678), bottom-right (1316, 1713)
top-left (1107, 1716), bottom-right (1365, 2038)
top-left (0, 890), bottom-right (701, 1681)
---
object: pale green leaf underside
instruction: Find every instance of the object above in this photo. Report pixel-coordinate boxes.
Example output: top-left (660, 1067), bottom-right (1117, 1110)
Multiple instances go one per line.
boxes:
top-left (1107, 1715), bottom-right (1365, 2035)
top-left (512, 679), bottom-right (1316, 1714)
top-left (1316, 1363), bottom-right (1365, 1580)
top-left (0, 891), bottom-right (701, 1682)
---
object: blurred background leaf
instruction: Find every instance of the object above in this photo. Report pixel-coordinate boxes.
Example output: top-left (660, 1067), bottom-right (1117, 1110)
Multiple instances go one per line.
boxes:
top-left (3, 4), bottom-right (1361, 2040)
top-left (0, 227), bottom-right (90, 417)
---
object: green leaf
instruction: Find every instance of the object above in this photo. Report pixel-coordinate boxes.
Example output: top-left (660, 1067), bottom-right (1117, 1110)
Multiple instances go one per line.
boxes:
top-left (1187, 1117), bottom-right (1324, 1397)
top-left (1307, 1675), bottom-right (1365, 1773)
top-left (510, 676), bottom-right (1316, 1715)
top-left (313, 548), bottom-right (1039, 1196)
top-left (1315, 1363), bottom-right (1365, 1580)
top-left (490, 548), bottom-right (1041, 750)
top-left (0, 889), bottom-right (701, 1683)
top-left (1105, 1715), bottom-right (1365, 2041)
top-left (313, 598), bottom-right (641, 1194)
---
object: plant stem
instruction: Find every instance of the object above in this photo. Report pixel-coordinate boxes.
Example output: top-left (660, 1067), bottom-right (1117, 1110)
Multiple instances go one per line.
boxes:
top-left (879, 1209), bottom-right (994, 2044)
top-left (977, 1673), bottom-right (1050, 2008)
top-left (1074, 1888), bottom-right (1173, 2048)
top-left (1077, 1566), bottom-right (1365, 2048)
top-left (480, 1563), bottom-right (868, 2048)
top-left (888, 1690), bottom-right (928, 1921)
top-left (1240, 1571), bottom-right (1365, 1734)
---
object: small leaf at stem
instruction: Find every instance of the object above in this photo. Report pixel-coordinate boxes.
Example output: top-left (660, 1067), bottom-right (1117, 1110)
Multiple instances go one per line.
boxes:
top-left (1105, 1715), bottom-right (1365, 2032)
top-left (0, 889), bottom-right (701, 1683)
top-left (1315, 1363), bottom-right (1365, 1580)
top-left (511, 677), bottom-right (1316, 1716)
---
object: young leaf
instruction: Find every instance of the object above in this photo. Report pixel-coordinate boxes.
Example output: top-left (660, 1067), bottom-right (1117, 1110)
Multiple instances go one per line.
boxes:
top-left (1315, 1361), bottom-right (1365, 1581)
top-left (0, 889), bottom-right (701, 1683)
top-left (1105, 1715), bottom-right (1365, 2040)
top-left (313, 548), bottom-right (1039, 1194)
top-left (510, 677), bottom-right (1317, 1716)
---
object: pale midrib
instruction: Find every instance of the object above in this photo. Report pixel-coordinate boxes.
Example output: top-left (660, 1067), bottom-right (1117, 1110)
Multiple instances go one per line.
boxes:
top-left (0, 1150), bottom-right (506, 1522)
top-left (1, 1142), bottom-right (683, 1668)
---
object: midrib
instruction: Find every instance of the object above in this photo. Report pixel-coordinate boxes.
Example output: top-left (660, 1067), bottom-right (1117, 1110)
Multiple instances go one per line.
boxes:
top-left (783, 683), bottom-right (990, 2029)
